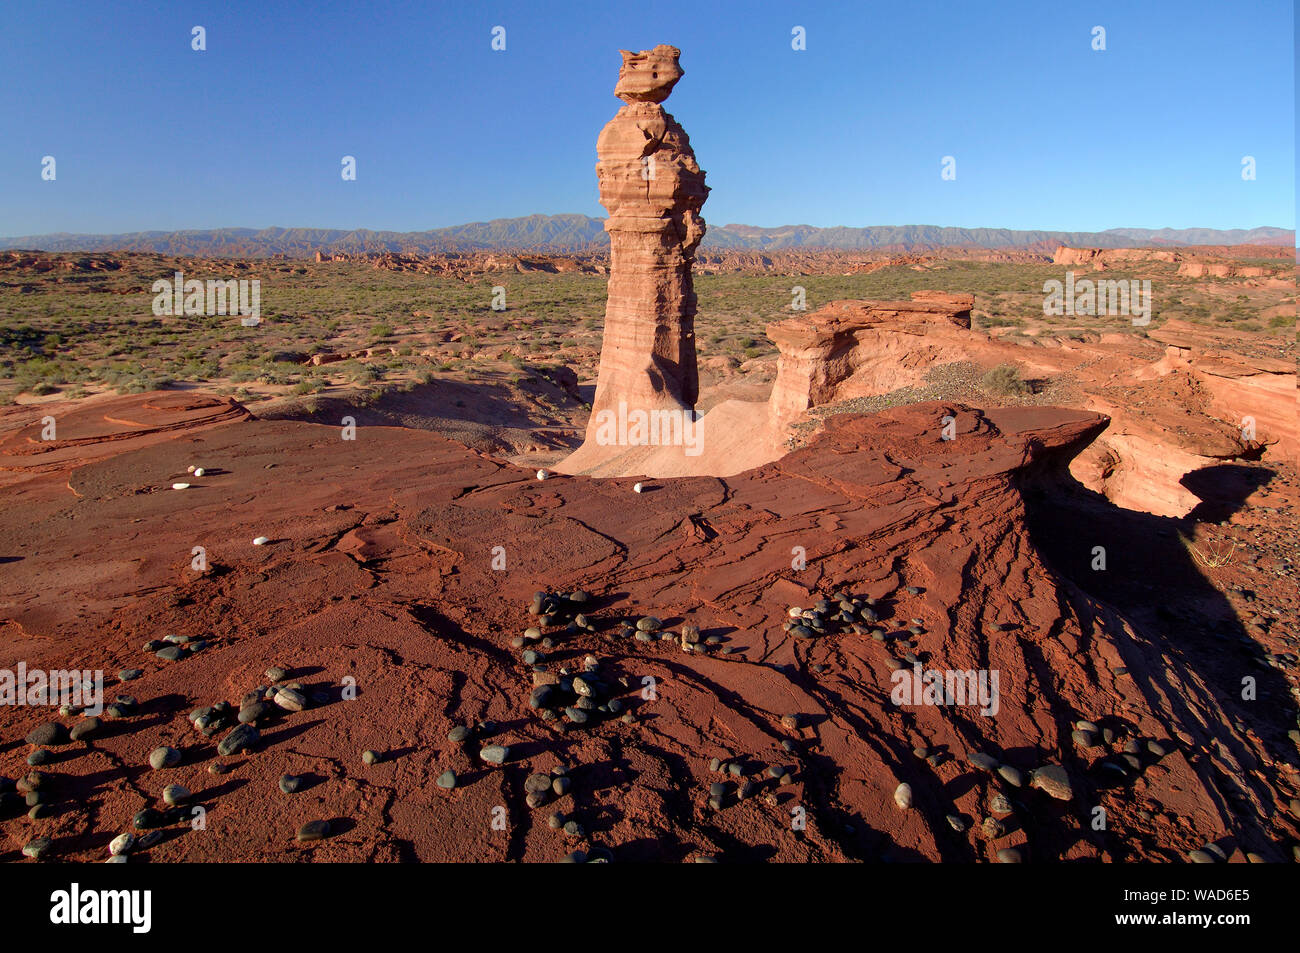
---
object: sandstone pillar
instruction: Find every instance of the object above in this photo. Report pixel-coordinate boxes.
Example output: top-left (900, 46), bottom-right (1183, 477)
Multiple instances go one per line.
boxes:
top-left (588, 45), bottom-right (708, 426)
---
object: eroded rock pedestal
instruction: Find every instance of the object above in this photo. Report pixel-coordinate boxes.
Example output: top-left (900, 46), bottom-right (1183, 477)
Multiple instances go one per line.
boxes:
top-left (560, 45), bottom-right (708, 474)
top-left (765, 292), bottom-right (975, 427)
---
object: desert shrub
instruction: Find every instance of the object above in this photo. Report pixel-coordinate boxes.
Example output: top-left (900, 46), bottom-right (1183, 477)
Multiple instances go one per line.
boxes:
top-left (982, 363), bottom-right (1030, 396)
top-left (257, 368), bottom-right (295, 386)
top-left (115, 372), bottom-right (173, 394)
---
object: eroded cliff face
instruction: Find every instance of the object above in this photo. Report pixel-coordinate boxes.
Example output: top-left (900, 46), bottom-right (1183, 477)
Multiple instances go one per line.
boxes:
top-left (765, 293), bottom-right (975, 427)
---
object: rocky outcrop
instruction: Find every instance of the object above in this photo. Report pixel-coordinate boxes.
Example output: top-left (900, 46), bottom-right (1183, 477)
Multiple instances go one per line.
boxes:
top-left (1052, 246), bottom-right (1180, 268)
top-left (559, 45), bottom-right (708, 475)
top-left (1052, 245), bottom-right (1285, 276)
top-left (765, 293), bottom-right (974, 425)
top-left (1176, 260), bottom-right (1272, 279)
top-left (1146, 320), bottom-right (1297, 458)
top-left (0, 392), bottom-right (251, 489)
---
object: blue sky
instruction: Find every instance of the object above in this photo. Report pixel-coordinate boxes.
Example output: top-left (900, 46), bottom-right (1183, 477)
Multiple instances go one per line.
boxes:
top-left (0, 0), bottom-right (1293, 235)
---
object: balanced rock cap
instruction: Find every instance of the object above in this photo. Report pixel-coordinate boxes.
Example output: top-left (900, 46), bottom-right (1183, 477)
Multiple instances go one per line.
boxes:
top-left (613, 45), bottom-right (683, 103)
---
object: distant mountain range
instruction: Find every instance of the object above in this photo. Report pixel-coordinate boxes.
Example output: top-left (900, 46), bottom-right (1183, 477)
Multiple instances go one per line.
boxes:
top-left (0, 215), bottom-right (1291, 257)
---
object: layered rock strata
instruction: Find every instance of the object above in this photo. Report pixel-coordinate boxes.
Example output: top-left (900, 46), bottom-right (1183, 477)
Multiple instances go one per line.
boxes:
top-left (561, 45), bottom-right (708, 474)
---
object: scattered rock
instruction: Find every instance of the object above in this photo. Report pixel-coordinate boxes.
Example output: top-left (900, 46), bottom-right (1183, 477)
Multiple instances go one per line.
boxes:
top-left (968, 752), bottom-right (1000, 773)
top-left (238, 701), bottom-right (272, 724)
top-left (273, 688), bottom-right (307, 712)
top-left (149, 746), bottom-right (181, 769)
top-left (133, 808), bottom-right (165, 830)
top-left (25, 723), bottom-right (69, 747)
top-left (297, 820), bottom-right (331, 842)
top-left (217, 723), bottom-right (259, 756)
top-left (996, 765), bottom-right (1023, 788)
top-left (1029, 764), bottom-right (1073, 801)
top-left (22, 837), bottom-right (52, 860)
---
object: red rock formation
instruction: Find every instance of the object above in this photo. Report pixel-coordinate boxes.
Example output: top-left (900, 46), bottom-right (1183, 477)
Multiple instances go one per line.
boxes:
top-left (4, 396), bottom-right (1297, 862)
top-left (765, 293), bottom-right (974, 425)
top-left (1176, 260), bottom-right (1272, 279)
top-left (561, 46), bottom-right (708, 475)
top-left (1146, 320), bottom-right (1297, 458)
top-left (0, 392), bottom-right (251, 489)
top-left (1053, 246), bottom-right (1180, 269)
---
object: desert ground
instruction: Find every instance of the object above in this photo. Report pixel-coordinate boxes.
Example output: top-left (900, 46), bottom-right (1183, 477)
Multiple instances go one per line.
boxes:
top-left (1, 242), bottom-right (1297, 862)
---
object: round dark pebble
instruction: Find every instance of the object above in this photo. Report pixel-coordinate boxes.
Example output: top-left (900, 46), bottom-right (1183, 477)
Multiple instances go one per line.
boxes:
top-left (133, 808), bottom-right (165, 830)
top-left (25, 723), bottom-right (69, 747)
top-left (297, 820), bottom-right (331, 842)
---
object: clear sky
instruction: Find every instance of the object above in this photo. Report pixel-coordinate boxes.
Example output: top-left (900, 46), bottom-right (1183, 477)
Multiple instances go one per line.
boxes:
top-left (1, 0), bottom-right (1293, 236)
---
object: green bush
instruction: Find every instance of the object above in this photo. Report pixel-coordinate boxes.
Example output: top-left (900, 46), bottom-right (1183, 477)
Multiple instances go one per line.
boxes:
top-left (982, 363), bottom-right (1030, 396)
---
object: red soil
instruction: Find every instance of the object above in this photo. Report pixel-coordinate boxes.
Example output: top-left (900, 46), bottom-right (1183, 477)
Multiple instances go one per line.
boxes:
top-left (2, 392), bottom-right (1297, 862)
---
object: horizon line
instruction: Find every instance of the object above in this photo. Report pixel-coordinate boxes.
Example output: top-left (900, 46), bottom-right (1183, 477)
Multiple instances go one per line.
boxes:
top-left (1, 217), bottom-right (1293, 243)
